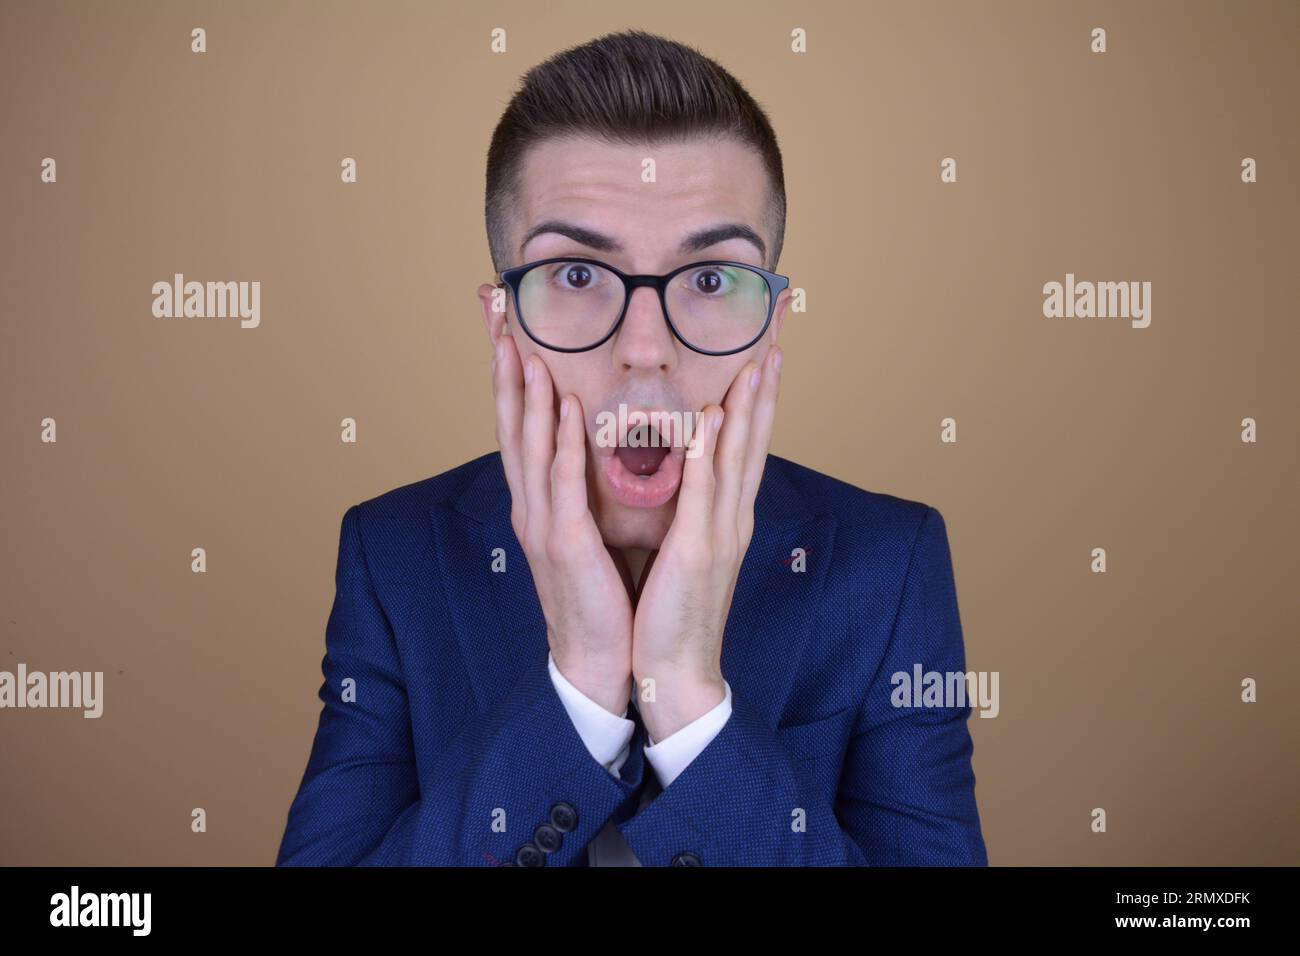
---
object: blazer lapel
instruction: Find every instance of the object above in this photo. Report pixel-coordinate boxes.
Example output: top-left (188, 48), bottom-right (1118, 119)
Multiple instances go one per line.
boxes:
top-left (430, 454), bottom-right (544, 710)
top-left (720, 455), bottom-right (837, 727)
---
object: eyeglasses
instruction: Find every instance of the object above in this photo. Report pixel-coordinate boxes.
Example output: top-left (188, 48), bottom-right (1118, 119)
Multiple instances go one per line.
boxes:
top-left (496, 257), bottom-right (790, 356)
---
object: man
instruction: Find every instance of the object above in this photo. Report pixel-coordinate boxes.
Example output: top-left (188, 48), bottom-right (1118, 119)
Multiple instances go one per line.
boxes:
top-left (276, 29), bottom-right (988, 867)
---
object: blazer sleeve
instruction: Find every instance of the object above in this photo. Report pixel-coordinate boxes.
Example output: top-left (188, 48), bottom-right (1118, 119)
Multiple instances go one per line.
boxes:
top-left (275, 504), bottom-right (648, 867)
top-left (613, 506), bottom-right (989, 866)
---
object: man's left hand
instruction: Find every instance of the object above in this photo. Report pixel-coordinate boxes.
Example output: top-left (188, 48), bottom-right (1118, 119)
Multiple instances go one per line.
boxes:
top-left (632, 345), bottom-right (783, 743)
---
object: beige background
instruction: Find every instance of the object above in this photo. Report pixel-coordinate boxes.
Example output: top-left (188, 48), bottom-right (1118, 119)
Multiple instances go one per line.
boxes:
top-left (1, 0), bottom-right (1296, 865)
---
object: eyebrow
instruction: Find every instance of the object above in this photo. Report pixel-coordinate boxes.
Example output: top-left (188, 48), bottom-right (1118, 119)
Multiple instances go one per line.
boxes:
top-left (519, 220), bottom-right (766, 264)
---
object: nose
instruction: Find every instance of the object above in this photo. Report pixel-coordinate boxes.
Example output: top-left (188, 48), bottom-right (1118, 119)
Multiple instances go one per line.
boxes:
top-left (610, 286), bottom-right (677, 372)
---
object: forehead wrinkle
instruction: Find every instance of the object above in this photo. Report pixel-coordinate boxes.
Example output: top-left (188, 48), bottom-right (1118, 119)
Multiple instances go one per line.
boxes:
top-left (517, 137), bottom-right (771, 267)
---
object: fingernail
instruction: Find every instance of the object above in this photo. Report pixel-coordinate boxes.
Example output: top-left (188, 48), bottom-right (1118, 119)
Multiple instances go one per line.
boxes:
top-left (749, 367), bottom-right (761, 391)
top-left (773, 348), bottom-right (783, 372)
top-left (560, 396), bottom-right (570, 421)
top-left (714, 410), bottom-right (726, 433)
top-left (524, 359), bottom-right (534, 384)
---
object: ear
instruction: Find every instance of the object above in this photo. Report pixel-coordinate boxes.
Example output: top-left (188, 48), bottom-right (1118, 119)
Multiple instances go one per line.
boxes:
top-left (477, 282), bottom-right (510, 346)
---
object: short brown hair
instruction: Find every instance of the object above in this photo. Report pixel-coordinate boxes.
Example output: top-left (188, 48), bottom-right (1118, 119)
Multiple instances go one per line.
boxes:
top-left (485, 30), bottom-right (786, 273)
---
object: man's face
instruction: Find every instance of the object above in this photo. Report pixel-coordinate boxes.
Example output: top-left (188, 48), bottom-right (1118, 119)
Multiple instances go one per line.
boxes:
top-left (478, 133), bottom-right (788, 551)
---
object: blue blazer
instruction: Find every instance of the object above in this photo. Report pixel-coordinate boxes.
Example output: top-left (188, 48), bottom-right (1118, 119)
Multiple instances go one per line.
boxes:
top-left (276, 451), bottom-right (988, 866)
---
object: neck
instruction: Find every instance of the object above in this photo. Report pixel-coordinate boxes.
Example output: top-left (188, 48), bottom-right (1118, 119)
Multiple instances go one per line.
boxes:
top-left (620, 547), bottom-right (655, 600)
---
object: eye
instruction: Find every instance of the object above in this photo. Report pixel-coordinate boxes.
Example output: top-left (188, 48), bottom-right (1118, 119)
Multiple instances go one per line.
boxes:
top-left (685, 266), bottom-right (736, 295)
top-left (550, 262), bottom-right (597, 290)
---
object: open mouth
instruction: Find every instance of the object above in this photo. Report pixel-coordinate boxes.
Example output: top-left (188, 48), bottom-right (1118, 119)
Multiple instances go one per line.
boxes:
top-left (599, 419), bottom-right (686, 508)
top-left (614, 423), bottom-right (672, 477)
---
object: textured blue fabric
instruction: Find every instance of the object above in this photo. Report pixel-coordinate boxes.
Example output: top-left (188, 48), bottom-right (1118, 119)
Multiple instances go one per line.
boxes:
top-left (275, 451), bottom-right (988, 867)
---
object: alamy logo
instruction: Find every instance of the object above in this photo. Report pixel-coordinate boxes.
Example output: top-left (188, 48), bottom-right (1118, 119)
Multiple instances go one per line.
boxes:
top-left (1042, 272), bottom-right (1151, 328)
top-left (151, 273), bottom-right (261, 328)
top-left (891, 664), bottom-right (999, 718)
top-left (0, 664), bottom-right (103, 717)
top-left (595, 403), bottom-right (707, 458)
top-left (50, 885), bottom-right (151, 936)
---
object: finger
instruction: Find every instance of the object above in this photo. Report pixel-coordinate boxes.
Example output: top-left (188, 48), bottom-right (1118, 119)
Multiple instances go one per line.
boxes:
top-left (551, 393), bottom-right (591, 527)
top-left (492, 333), bottom-right (528, 520)
top-left (520, 353), bottom-right (557, 531)
top-left (713, 361), bottom-right (761, 527)
top-left (739, 346), bottom-right (782, 519)
top-left (675, 405), bottom-right (724, 536)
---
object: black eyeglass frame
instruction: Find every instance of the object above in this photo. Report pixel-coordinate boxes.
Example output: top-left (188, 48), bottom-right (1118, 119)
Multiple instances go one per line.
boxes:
top-left (495, 257), bottom-right (790, 356)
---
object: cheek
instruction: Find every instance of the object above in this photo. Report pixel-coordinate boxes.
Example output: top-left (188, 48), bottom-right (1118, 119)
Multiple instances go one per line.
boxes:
top-left (685, 359), bottom-right (748, 409)
top-left (539, 358), bottom-right (602, 412)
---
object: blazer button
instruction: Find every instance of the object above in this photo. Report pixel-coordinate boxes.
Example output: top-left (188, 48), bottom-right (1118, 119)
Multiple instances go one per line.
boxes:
top-left (670, 851), bottom-right (703, 867)
top-left (515, 843), bottom-right (546, 867)
top-left (549, 801), bottom-right (578, 832)
top-left (534, 823), bottom-right (563, 853)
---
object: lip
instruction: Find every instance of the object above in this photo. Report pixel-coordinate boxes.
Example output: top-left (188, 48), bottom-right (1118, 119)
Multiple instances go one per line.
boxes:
top-left (600, 442), bottom-right (685, 508)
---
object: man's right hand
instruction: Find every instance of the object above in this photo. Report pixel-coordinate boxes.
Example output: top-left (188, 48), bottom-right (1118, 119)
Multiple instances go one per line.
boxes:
top-left (491, 331), bottom-right (634, 716)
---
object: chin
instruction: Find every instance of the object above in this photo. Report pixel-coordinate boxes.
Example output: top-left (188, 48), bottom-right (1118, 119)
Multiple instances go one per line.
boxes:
top-left (591, 494), bottom-right (675, 550)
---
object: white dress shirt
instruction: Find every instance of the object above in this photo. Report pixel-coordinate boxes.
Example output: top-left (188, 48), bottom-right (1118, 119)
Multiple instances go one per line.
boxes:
top-left (547, 651), bottom-right (733, 866)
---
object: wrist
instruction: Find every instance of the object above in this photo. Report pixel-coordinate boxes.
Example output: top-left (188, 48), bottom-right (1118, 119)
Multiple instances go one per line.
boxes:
top-left (633, 665), bottom-right (726, 743)
top-left (551, 651), bottom-right (633, 716)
